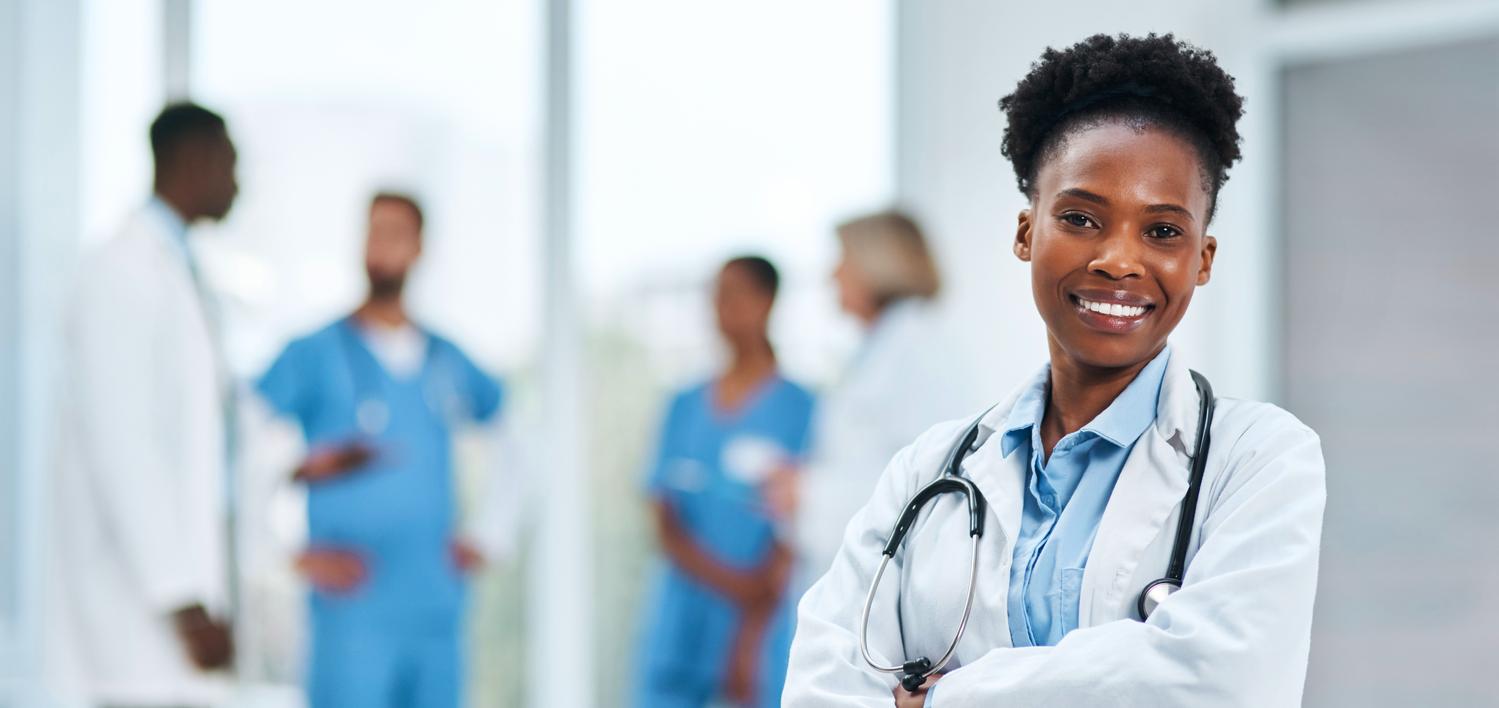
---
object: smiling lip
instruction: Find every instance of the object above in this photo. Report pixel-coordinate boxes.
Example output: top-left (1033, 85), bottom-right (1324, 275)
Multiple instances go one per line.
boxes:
top-left (1069, 289), bottom-right (1156, 333)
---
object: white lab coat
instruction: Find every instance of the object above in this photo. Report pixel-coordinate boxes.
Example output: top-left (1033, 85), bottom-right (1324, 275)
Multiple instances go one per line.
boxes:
top-left (785, 353), bottom-right (1326, 707)
top-left (793, 299), bottom-right (979, 579)
top-left (44, 204), bottom-right (231, 706)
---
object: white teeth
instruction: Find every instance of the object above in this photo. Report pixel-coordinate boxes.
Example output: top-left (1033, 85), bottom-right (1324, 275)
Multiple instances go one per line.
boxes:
top-left (1078, 297), bottom-right (1147, 318)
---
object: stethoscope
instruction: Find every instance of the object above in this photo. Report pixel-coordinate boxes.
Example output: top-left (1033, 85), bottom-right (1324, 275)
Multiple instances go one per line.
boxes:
top-left (337, 320), bottom-right (461, 436)
top-left (859, 370), bottom-right (1216, 692)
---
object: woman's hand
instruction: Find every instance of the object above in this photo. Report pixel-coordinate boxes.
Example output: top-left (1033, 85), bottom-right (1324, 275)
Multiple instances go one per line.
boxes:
top-left (893, 673), bottom-right (942, 708)
top-left (450, 538), bottom-right (486, 573)
top-left (761, 463), bottom-right (801, 521)
top-left (723, 601), bottom-right (773, 706)
top-left (296, 546), bottom-right (366, 594)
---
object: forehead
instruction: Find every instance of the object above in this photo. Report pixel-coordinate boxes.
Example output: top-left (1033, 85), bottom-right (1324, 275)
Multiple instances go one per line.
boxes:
top-left (369, 199), bottom-right (420, 224)
top-left (1035, 123), bottom-right (1211, 216)
top-left (717, 263), bottom-right (753, 285)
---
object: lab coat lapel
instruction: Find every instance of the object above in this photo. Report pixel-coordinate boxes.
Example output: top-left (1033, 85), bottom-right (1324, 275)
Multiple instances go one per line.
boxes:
top-left (1080, 354), bottom-right (1200, 624)
top-left (959, 427), bottom-right (1025, 552)
top-left (959, 378), bottom-right (1031, 546)
top-left (943, 375), bottom-right (1030, 651)
top-left (957, 431), bottom-right (1026, 651)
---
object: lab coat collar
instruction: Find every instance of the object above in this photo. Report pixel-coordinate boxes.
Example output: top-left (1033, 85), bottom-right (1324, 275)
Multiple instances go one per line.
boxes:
top-left (1154, 348), bottom-right (1207, 457)
top-left (962, 346), bottom-right (1206, 623)
top-left (995, 347), bottom-right (1172, 456)
top-left (145, 195), bottom-right (190, 249)
top-left (958, 374), bottom-right (1034, 546)
top-left (1084, 354), bottom-right (1206, 623)
top-left (966, 347), bottom-right (1204, 459)
top-left (976, 344), bottom-right (1196, 448)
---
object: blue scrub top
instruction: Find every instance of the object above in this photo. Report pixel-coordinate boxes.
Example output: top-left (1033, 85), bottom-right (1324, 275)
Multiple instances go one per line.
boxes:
top-left (638, 374), bottom-right (815, 706)
top-left (258, 317), bottom-right (502, 631)
top-left (1000, 346), bottom-right (1170, 647)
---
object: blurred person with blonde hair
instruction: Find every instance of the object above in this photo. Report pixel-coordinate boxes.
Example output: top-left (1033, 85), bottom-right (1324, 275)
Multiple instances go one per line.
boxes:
top-left (765, 210), bottom-right (976, 583)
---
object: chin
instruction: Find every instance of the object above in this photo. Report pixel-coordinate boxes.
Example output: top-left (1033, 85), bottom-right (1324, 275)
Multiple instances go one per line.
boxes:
top-left (1055, 331), bottom-right (1161, 371)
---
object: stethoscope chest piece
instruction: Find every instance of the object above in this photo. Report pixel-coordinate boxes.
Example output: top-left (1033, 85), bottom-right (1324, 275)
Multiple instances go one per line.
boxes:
top-left (1137, 577), bottom-right (1180, 619)
top-left (356, 398), bottom-right (390, 436)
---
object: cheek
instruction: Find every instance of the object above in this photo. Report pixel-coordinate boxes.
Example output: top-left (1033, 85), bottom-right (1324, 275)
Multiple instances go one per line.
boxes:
top-left (1027, 232), bottom-right (1076, 293)
top-left (1154, 253), bottom-right (1199, 299)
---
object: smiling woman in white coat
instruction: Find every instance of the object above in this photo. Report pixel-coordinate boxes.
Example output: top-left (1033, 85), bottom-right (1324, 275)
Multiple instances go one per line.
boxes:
top-left (783, 34), bottom-right (1326, 707)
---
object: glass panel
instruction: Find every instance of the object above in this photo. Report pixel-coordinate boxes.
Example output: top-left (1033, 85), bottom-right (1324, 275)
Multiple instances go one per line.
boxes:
top-left (575, 1), bottom-right (895, 704)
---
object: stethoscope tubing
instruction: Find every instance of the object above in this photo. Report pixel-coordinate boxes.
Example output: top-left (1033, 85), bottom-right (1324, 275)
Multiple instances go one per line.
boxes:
top-left (861, 370), bottom-right (1216, 690)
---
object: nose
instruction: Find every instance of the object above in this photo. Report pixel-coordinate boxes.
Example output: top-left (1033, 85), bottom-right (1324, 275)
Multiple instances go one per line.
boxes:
top-left (1088, 224), bottom-right (1146, 281)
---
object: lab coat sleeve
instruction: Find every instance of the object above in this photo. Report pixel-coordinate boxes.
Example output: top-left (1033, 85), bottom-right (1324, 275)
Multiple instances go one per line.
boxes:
top-left (70, 267), bottom-right (213, 613)
top-left (465, 414), bottom-right (527, 562)
top-left (930, 416), bottom-right (1326, 707)
top-left (784, 421), bottom-right (966, 707)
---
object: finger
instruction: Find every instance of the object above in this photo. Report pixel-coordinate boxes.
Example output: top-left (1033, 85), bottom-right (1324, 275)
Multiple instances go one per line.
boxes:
top-left (338, 556), bottom-right (367, 588)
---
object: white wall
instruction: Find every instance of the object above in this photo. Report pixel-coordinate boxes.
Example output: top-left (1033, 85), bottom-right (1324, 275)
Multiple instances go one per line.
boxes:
top-left (894, 0), bottom-right (1276, 402)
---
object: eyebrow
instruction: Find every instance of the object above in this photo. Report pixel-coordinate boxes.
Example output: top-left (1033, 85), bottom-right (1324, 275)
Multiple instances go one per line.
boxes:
top-left (1055, 188), bottom-right (1196, 223)
top-left (1057, 188), bottom-right (1109, 205)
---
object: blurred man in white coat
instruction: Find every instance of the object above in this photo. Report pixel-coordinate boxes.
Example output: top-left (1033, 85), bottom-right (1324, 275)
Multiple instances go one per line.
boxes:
top-left (46, 102), bottom-right (240, 707)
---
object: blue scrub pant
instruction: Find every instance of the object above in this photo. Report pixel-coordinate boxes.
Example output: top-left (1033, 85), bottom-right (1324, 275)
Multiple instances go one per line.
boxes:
top-left (634, 604), bottom-right (794, 708)
top-left (308, 624), bottom-right (462, 708)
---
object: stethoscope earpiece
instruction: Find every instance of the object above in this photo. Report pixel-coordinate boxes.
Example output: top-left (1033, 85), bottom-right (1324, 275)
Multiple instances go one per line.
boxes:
top-left (899, 659), bottom-right (932, 692)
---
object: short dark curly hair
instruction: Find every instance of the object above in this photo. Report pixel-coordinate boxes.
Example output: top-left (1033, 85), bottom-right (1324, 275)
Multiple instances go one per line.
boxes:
top-left (1000, 33), bottom-right (1244, 220)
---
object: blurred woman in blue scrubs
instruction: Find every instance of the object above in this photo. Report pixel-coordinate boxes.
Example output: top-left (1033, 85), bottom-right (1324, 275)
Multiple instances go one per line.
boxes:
top-left (636, 256), bottom-right (816, 708)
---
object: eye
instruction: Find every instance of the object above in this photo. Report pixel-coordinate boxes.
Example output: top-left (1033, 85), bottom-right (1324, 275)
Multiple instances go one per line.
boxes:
top-left (1146, 224), bottom-right (1183, 239)
top-left (1059, 212), bottom-right (1097, 229)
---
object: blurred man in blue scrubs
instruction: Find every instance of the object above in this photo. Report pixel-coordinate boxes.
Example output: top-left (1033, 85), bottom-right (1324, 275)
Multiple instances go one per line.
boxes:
top-left (636, 256), bottom-right (815, 708)
top-left (256, 192), bottom-right (504, 708)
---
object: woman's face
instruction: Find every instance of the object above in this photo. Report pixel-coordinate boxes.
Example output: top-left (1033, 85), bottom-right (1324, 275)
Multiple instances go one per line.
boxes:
top-left (833, 246), bottom-right (880, 324)
top-left (1014, 123), bottom-right (1216, 370)
top-left (714, 263), bottom-right (773, 345)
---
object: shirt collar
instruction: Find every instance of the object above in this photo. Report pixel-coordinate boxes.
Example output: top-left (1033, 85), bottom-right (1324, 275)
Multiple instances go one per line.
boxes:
top-left (1000, 366), bottom-right (1051, 457)
top-left (1000, 346), bottom-right (1172, 457)
top-left (147, 195), bottom-right (190, 242)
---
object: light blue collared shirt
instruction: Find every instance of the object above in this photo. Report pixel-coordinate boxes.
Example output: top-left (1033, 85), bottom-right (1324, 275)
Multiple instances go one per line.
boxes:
top-left (929, 348), bottom-right (1170, 705)
top-left (1002, 346), bottom-right (1171, 648)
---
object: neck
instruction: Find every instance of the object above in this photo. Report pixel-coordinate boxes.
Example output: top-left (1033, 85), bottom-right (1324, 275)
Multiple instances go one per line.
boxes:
top-left (355, 295), bottom-right (408, 327)
top-left (153, 186), bottom-right (194, 223)
top-left (714, 339), bottom-right (776, 412)
top-left (1040, 337), bottom-right (1161, 454)
top-left (857, 302), bottom-right (887, 329)
top-left (727, 335), bottom-right (776, 376)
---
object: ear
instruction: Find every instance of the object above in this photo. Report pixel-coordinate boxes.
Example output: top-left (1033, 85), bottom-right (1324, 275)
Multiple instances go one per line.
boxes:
top-left (1197, 234), bottom-right (1217, 286)
top-left (1014, 209), bottom-right (1034, 263)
